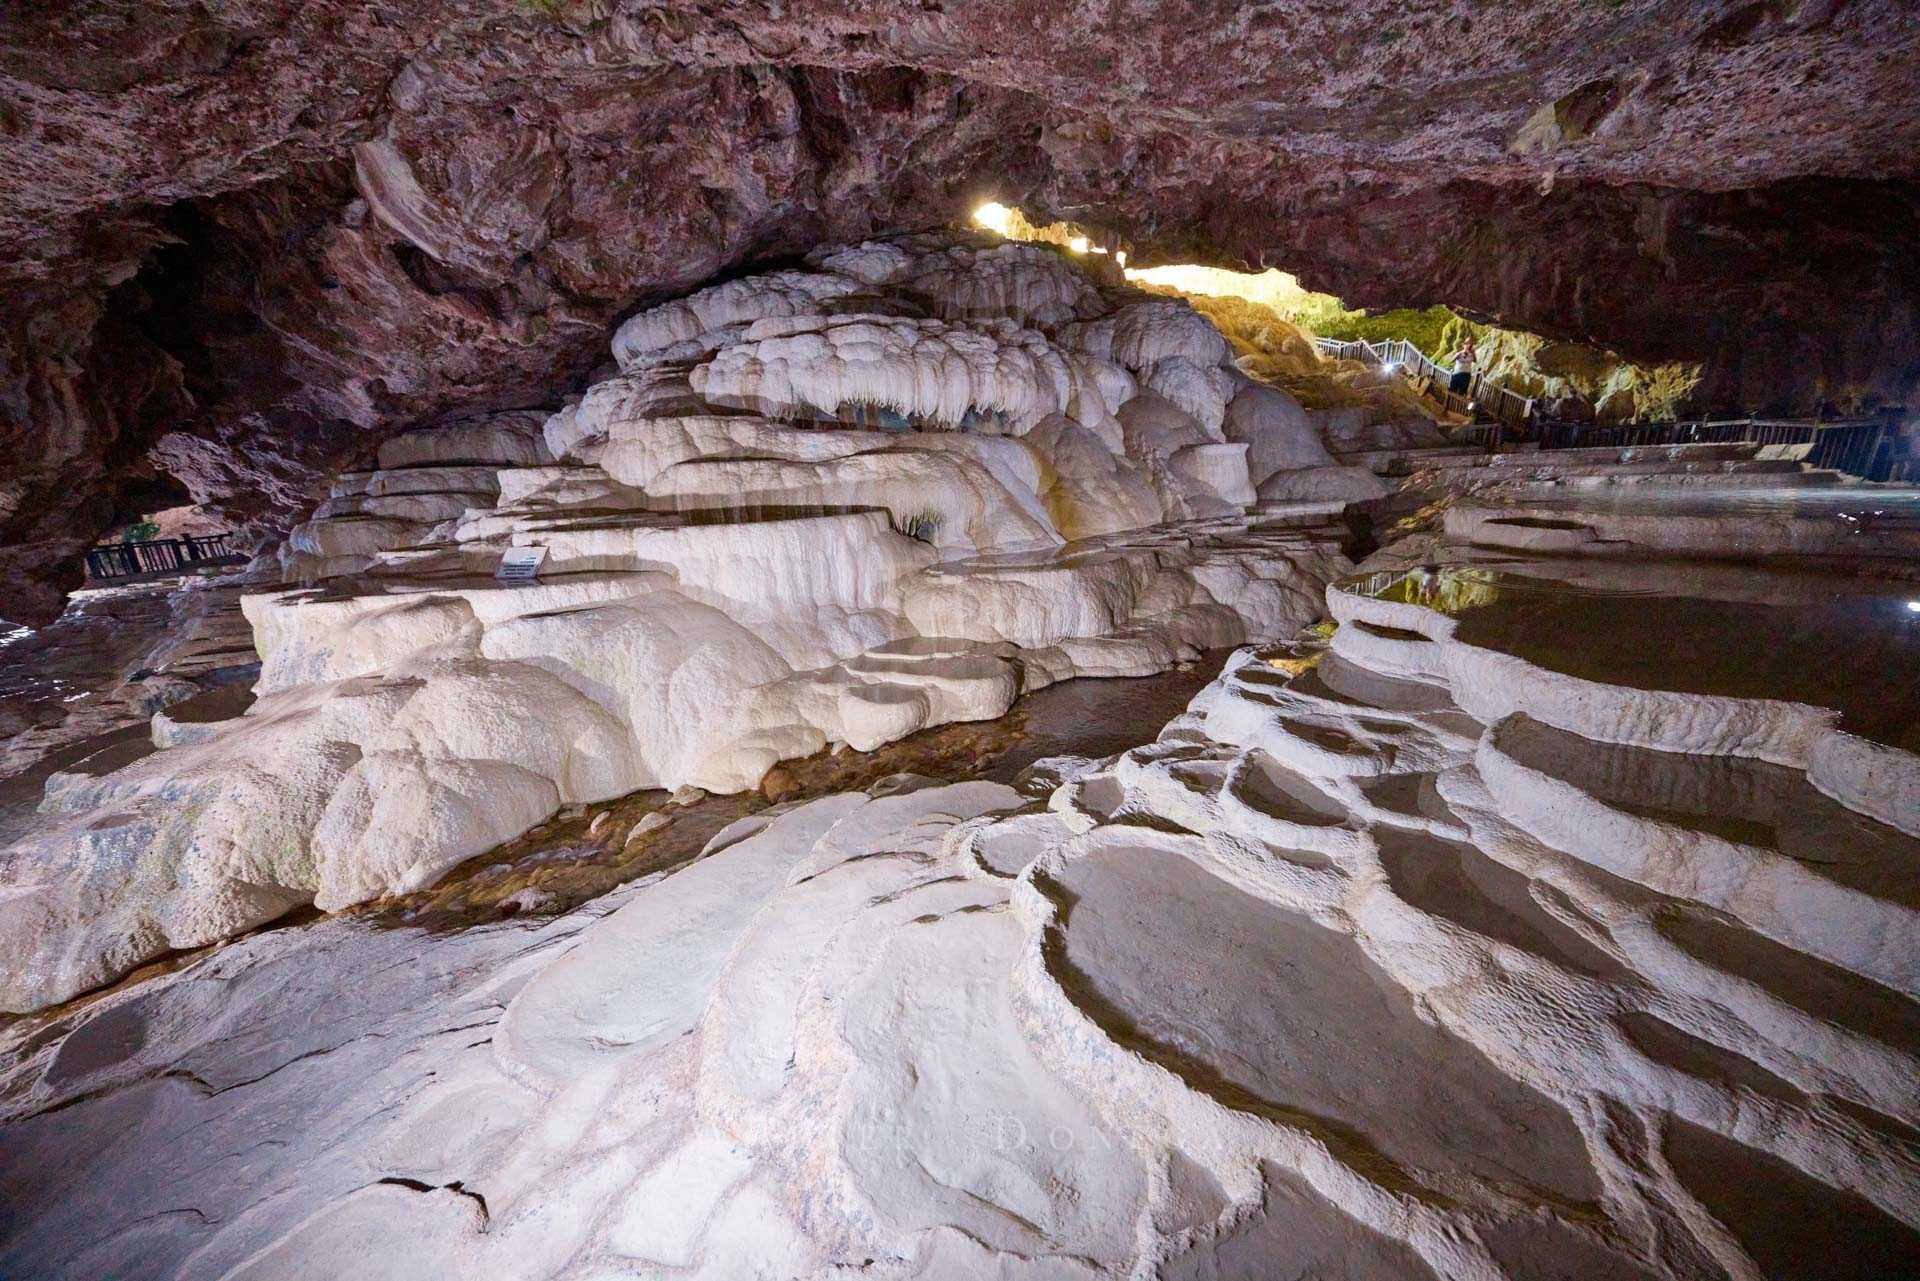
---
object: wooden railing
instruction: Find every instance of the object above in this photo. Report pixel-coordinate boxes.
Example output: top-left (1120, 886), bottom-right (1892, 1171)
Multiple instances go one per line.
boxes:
top-left (84, 534), bottom-right (239, 582)
top-left (1452, 423), bottom-right (1505, 449)
top-left (1314, 337), bottom-right (1451, 384)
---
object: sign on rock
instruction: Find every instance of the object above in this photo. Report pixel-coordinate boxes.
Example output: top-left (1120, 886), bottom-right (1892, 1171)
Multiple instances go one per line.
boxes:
top-left (496, 545), bottom-right (548, 581)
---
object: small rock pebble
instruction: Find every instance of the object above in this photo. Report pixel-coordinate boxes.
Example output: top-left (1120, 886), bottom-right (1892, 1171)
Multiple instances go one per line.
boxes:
top-left (498, 887), bottom-right (560, 915)
top-left (625, 811), bottom-right (673, 846)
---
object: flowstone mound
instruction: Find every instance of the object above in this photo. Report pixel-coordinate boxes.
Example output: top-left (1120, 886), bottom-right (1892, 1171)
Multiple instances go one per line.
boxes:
top-left (4, 530), bottom-right (1916, 1279)
top-left (0, 234), bottom-right (1360, 1011)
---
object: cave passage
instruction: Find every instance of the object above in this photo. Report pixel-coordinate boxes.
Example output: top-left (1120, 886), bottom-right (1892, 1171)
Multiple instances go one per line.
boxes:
top-left (2, 6), bottom-right (1919, 1278)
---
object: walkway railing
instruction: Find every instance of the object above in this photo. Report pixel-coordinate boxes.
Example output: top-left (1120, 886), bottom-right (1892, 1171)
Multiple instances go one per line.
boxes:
top-left (1312, 336), bottom-right (1534, 426)
top-left (1312, 336), bottom-right (1915, 481)
top-left (1452, 422), bottom-right (1506, 449)
top-left (84, 534), bottom-right (239, 582)
top-left (1536, 415), bottom-right (1912, 482)
top-left (1314, 337), bottom-right (1450, 383)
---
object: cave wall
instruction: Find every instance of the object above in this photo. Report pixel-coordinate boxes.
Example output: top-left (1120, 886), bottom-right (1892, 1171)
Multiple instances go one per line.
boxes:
top-left (1, 0), bottom-right (1917, 623)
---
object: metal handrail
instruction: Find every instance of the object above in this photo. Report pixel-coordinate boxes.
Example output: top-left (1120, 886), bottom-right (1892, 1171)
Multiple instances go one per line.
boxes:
top-left (1312, 336), bottom-right (1535, 426)
top-left (84, 534), bottom-right (238, 582)
top-left (1535, 414), bottom-right (1909, 482)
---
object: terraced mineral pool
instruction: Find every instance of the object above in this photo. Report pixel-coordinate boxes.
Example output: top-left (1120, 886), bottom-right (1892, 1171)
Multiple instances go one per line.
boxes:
top-left (1494, 716), bottom-right (1920, 912)
top-left (1052, 840), bottom-right (1602, 1203)
top-left (1349, 561), bottom-right (1920, 750)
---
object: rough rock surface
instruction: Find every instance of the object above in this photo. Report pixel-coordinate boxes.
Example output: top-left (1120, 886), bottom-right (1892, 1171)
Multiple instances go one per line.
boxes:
top-left (4, 505), bottom-right (1915, 1278)
top-left (0, 237), bottom-right (1363, 1011)
top-left (3, 0), bottom-right (1919, 621)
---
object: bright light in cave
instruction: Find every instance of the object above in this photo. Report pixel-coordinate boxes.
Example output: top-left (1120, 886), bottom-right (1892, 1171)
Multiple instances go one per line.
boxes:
top-left (1121, 261), bottom-right (1316, 310)
top-left (978, 206), bottom-right (1302, 308)
top-left (971, 201), bottom-right (1015, 237)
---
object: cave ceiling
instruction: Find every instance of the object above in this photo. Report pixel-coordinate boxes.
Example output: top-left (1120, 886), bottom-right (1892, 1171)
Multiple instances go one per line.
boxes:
top-left (0, 0), bottom-right (1917, 623)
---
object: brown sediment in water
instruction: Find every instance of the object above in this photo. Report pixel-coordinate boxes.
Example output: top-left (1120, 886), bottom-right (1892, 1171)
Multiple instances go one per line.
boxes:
top-left (0, 654), bottom-right (1240, 1040)
top-left (366, 653), bottom-right (1231, 931)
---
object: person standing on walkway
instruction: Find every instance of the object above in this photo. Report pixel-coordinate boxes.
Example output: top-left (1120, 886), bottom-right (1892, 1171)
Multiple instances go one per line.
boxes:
top-left (1449, 334), bottom-right (1477, 395)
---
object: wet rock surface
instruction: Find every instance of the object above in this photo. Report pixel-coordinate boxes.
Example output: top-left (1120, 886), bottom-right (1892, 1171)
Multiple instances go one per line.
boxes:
top-left (0, 572), bottom-right (258, 821)
top-left (0, 239), bottom-right (1359, 1011)
top-left (3, 466), bottom-right (1917, 1277)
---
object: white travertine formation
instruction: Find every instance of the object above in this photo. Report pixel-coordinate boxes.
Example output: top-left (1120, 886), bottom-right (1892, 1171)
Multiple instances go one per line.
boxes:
top-left (905, 240), bottom-right (1109, 326)
top-left (1062, 297), bottom-right (1232, 368)
top-left (1021, 414), bottom-right (1164, 538)
top-left (807, 238), bottom-right (916, 284)
top-left (1142, 355), bottom-right (1236, 432)
top-left (1222, 378), bottom-right (1335, 479)
top-left (7, 539), bottom-right (1915, 1279)
top-left (691, 313), bottom-right (1085, 430)
top-left (610, 268), bottom-right (865, 367)
top-left (0, 236), bottom-right (1357, 1011)
top-left (8, 232), bottom-right (1918, 1279)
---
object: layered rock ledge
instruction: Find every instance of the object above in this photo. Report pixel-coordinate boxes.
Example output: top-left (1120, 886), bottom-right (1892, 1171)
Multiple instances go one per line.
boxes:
top-left (3, 483), bottom-right (1916, 1279)
top-left (1, 236), bottom-right (1372, 1011)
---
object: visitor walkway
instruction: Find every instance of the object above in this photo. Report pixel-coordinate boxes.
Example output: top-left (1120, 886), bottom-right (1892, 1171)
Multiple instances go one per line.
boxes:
top-left (83, 534), bottom-right (241, 583)
top-left (1313, 336), bottom-right (1915, 483)
top-left (1312, 336), bottom-right (1535, 425)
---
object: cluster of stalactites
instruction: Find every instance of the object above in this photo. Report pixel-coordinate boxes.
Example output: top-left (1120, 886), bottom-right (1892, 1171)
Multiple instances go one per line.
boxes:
top-left (610, 237), bottom-right (1239, 442)
top-left (691, 313), bottom-right (1111, 434)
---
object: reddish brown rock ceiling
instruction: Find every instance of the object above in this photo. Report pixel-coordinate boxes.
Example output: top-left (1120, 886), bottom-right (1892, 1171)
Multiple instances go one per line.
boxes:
top-left (2, 0), bottom-right (1918, 623)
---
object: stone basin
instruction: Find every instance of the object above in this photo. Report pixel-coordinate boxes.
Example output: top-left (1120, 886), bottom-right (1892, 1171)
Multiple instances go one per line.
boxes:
top-left (1052, 840), bottom-right (1600, 1202)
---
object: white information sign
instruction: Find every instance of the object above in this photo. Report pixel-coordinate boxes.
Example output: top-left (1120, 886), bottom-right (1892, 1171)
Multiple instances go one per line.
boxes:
top-left (495, 545), bottom-right (548, 581)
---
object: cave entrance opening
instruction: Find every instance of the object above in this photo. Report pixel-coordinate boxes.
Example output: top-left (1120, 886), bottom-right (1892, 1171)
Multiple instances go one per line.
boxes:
top-left (967, 201), bottom-right (1703, 431)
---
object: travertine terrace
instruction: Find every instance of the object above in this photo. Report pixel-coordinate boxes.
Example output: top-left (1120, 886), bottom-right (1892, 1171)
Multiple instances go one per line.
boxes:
top-left (6, 519), bottom-right (1919, 1278)
top-left (3, 229), bottom-right (1918, 1279)
top-left (2, 236), bottom-right (1364, 1011)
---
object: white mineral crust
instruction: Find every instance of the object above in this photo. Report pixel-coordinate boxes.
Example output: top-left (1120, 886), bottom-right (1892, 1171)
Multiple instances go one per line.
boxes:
top-left (0, 236), bottom-right (1353, 1010)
